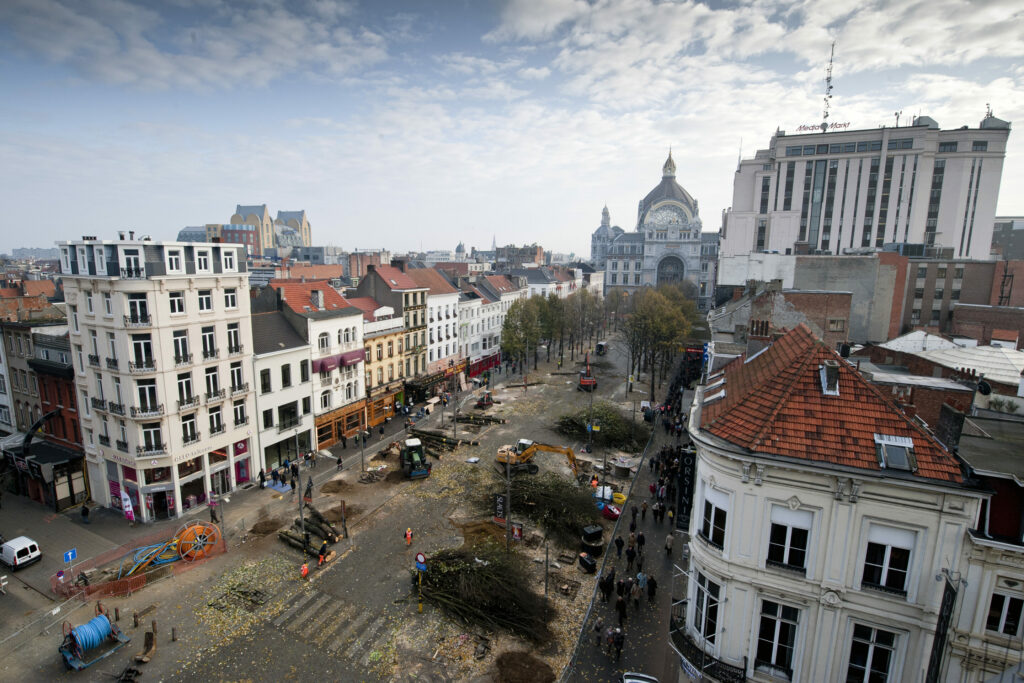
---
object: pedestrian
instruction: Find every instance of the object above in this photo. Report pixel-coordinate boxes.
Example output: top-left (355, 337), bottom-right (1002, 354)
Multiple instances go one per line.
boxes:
top-left (658, 484), bottom-right (666, 502)
top-left (630, 504), bottom-right (638, 521)
top-left (647, 575), bottom-right (658, 604)
top-left (637, 530), bottom-right (646, 555)
top-left (341, 434), bottom-right (348, 449)
top-left (631, 579), bottom-right (642, 608)
top-left (605, 626), bottom-right (616, 654)
top-left (300, 562), bottom-right (309, 580)
top-left (405, 527), bottom-right (413, 546)
top-left (304, 478), bottom-right (313, 503)
top-left (310, 451), bottom-right (317, 469)
top-left (318, 540), bottom-right (329, 566)
top-left (636, 553), bottom-right (644, 573)
top-left (209, 503), bottom-right (219, 524)
top-left (289, 476), bottom-right (297, 499)
top-left (614, 535), bottom-right (624, 558)
top-left (336, 454), bottom-right (343, 471)
top-left (271, 468), bottom-right (279, 487)
top-left (641, 501), bottom-right (648, 521)
top-left (615, 596), bottom-right (627, 627)
top-left (628, 531), bottom-right (636, 549)
top-left (629, 518), bottom-right (636, 534)
top-left (648, 456), bottom-right (656, 472)
top-left (636, 571), bottom-right (647, 591)
top-left (258, 468), bottom-right (266, 489)
top-left (613, 628), bottom-right (625, 661)
top-left (291, 462), bottom-right (299, 479)
top-left (603, 567), bottom-right (616, 601)
top-left (283, 457), bottom-right (290, 472)
top-left (81, 503), bottom-right (91, 524)
top-left (616, 578), bottom-right (626, 598)
top-left (651, 501), bottom-right (660, 524)
top-left (625, 546), bottom-right (636, 571)
top-left (379, 426), bottom-right (386, 441)
top-left (594, 617), bottom-right (604, 647)
top-left (668, 505), bottom-right (675, 525)
top-left (649, 482), bottom-right (656, 499)
top-left (665, 532), bottom-right (675, 557)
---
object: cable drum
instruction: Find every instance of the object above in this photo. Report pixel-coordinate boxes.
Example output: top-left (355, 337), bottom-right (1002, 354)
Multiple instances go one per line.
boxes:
top-left (71, 615), bottom-right (112, 652)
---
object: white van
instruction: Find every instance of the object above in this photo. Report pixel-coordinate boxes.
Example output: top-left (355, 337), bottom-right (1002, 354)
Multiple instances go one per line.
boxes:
top-left (0, 536), bottom-right (42, 570)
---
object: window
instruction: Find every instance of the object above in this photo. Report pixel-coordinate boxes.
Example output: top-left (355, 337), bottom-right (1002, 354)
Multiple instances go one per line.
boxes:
top-left (86, 293), bottom-right (94, 314)
top-left (222, 250), bottom-right (236, 271)
top-left (376, 344), bottom-right (383, 361)
top-left (281, 364), bottom-right (292, 388)
top-left (205, 367), bottom-right (220, 395)
top-left (196, 250), bottom-right (210, 272)
top-left (828, 318), bottom-right (845, 332)
top-left (169, 291), bottom-right (185, 314)
top-left (847, 624), bottom-right (897, 682)
top-left (634, 274), bottom-right (640, 285)
top-left (103, 293), bottom-right (112, 316)
top-left (300, 360), bottom-right (309, 383)
top-left (198, 290), bottom-right (212, 312)
top-left (177, 373), bottom-right (194, 402)
top-left (262, 408), bottom-right (274, 429)
top-left (167, 250), bottom-right (182, 272)
top-left (70, 305), bottom-right (79, 332)
top-left (227, 322), bottom-right (241, 352)
top-left (230, 362), bottom-right (243, 390)
top-left (938, 141), bottom-right (958, 153)
top-left (700, 486), bottom-right (728, 548)
top-left (209, 406), bottom-right (223, 433)
top-left (694, 572), bottom-right (720, 645)
top-left (302, 396), bottom-right (311, 414)
top-left (181, 413), bottom-right (198, 441)
top-left (862, 525), bottom-right (914, 594)
top-left (756, 601), bottom-right (799, 678)
top-left (954, 267), bottom-right (964, 280)
top-left (107, 332), bottom-right (116, 359)
top-left (142, 423), bottom-right (162, 449)
top-left (260, 369), bottom-right (271, 393)
top-left (201, 327), bottom-right (216, 357)
top-left (233, 400), bottom-right (246, 426)
top-left (916, 266), bottom-right (927, 279)
top-left (224, 288), bottom-right (237, 309)
top-left (318, 333), bottom-right (330, 351)
top-left (874, 434), bottom-right (915, 470)
top-left (320, 391), bottom-right (331, 410)
top-left (986, 592), bottom-right (1023, 637)
top-left (767, 507), bottom-right (811, 571)
top-left (172, 330), bottom-right (190, 364)
top-left (973, 140), bottom-right (988, 152)
top-left (136, 379), bottom-right (157, 411)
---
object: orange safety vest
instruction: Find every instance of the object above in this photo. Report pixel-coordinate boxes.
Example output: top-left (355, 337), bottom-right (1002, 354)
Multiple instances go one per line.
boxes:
top-left (301, 563), bottom-right (309, 579)
top-left (405, 529), bottom-right (413, 544)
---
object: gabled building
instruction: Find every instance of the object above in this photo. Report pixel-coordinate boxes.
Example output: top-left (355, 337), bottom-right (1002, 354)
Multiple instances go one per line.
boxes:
top-left (407, 267), bottom-right (462, 374)
top-left (347, 297), bottom-right (405, 428)
top-left (679, 323), bottom-right (983, 682)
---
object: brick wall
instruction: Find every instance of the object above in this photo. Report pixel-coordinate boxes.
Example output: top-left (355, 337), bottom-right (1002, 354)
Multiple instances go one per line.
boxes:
top-left (951, 305), bottom-right (1024, 350)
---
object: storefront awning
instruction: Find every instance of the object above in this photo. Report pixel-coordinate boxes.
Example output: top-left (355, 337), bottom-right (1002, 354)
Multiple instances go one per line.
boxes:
top-left (340, 349), bottom-right (364, 367)
top-left (312, 356), bottom-right (339, 373)
top-left (406, 370), bottom-right (446, 389)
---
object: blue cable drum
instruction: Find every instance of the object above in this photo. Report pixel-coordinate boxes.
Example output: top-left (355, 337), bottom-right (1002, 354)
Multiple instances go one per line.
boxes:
top-left (72, 615), bottom-right (112, 652)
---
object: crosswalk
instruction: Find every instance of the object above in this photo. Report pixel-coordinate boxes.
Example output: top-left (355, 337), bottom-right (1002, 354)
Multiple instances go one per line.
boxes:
top-left (270, 588), bottom-right (397, 666)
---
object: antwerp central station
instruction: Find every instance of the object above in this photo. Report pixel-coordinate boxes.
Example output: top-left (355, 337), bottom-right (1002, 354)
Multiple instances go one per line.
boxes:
top-left (591, 152), bottom-right (705, 298)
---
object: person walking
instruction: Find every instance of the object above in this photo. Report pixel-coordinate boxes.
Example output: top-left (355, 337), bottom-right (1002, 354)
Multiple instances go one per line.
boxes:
top-left (318, 540), bottom-right (329, 566)
top-left (336, 454), bottom-right (343, 471)
top-left (641, 501), bottom-right (648, 522)
top-left (647, 575), bottom-right (658, 604)
top-left (405, 527), bottom-right (413, 546)
top-left (630, 578), bottom-right (642, 608)
top-left (667, 505), bottom-right (675, 525)
top-left (630, 504), bottom-right (638, 522)
top-left (637, 530), bottom-right (646, 556)
top-left (616, 578), bottom-right (626, 598)
top-left (665, 532), bottom-right (675, 557)
top-left (615, 596), bottom-right (627, 628)
top-left (340, 434), bottom-right (347, 449)
top-left (81, 503), bottom-right (91, 524)
top-left (625, 546), bottom-right (636, 572)
top-left (614, 535), bottom-right (624, 558)
top-left (291, 461), bottom-right (300, 480)
top-left (594, 617), bottom-right (605, 647)
top-left (379, 425), bottom-right (386, 442)
top-left (605, 626), bottom-right (616, 655)
top-left (613, 628), bottom-right (625, 661)
top-left (289, 476), bottom-right (297, 499)
top-left (271, 468), bottom-right (279, 488)
top-left (636, 553), bottom-right (644, 574)
top-left (258, 468), bottom-right (266, 489)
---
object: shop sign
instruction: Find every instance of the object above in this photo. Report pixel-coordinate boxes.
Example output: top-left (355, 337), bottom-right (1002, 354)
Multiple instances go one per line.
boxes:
top-left (234, 439), bottom-right (248, 455)
top-left (492, 493), bottom-right (507, 527)
top-left (141, 483), bottom-right (174, 493)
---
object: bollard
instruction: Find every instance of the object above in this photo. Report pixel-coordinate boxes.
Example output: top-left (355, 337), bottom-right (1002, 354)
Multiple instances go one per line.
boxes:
top-left (152, 619), bottom-right (157, 635)
top-left (133, 611), bottom-right (139, 628)
top-left (171, 627), bottom-right (177, 642)
top-left (114, 607), bottom-right (120, 622)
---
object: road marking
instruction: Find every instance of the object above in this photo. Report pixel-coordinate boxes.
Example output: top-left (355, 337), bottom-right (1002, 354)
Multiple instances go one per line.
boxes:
top-left (349, 613), bottom-right (394, 663)
top-left (271, 591), bottom-right (317, 627)
top-left (288, 595), bottom-right (327, 628)
top-left (328, 609), bottom-right (373, 653)
top-left (313, 604), bottom-right (357, 648)
top-left (296, 596), bottom-right (340, 634)
top-left (356, 616), bottom-right (397, 666)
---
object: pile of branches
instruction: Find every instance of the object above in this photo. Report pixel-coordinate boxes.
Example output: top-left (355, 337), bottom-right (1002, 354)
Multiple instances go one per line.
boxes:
top-left (556, 400), bottom-right (649, 452)
top-left (476, 472), bottom-right (599, 548)
top-left (417, 541), bottom-right (550, 642)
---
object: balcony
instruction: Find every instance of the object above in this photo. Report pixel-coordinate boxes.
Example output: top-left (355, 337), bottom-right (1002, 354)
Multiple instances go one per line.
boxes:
top-left (174, 353), bottom-right (193, 368)
top-left (177, 395), bottom-right (200, 411)
top-left (130, 403), bottom-right (164, 418)
top-left (210, 423), bottom-right (226, 436)
top-left (128, 359), bottom-right (156, 374)
top-left (227, 344), bottom-right (244, 357)
top-left (137, 442), bottom-right (166, 456)
top-left (120, 267), bottom-right (146, 280)
top-left (182, 431), bottom-right (201, 445)
top-left (202, 348), bottom-right (219, 361)
top-left (115, 439), bottom-right (129, 452)
top-left (105, 357), bottom-right (119, 370)
top-left (321, 376), bottom-right (333, 387)
top-left (87, 354), bottom-right (100, 367)
top-left (107, 402), bottom-right (125, 416)
top-left (123, 313), bottom-right (151, 327)
top-left (205, 388), bottom-right (226, 403)
top-left (861, 581), bottom-right (908, 598)
top-left (97, 434), bottom-right (111, 447)
top-left (669, 623), bottom-right (747, 683)
top-left (230, 382), bottom-right (249, 396)
top-left (91, 396), bottom-right (107, 411)
top-left (317, 345), bottom-right (332, 356)
top-left (277, 416), bottom-right (301, 433)
top-left (234, 415), bottom-right (249, 427)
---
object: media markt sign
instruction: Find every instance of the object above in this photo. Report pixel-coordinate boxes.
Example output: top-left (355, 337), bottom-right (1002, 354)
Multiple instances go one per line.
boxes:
top-left (492, 493), bottom-right (507, 527)
top-left (679, 655), bottom-right (702, 679)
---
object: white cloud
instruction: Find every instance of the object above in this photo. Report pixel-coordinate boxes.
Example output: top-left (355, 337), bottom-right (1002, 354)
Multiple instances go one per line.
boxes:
top-left (518, 66), bottom-right (551, 80)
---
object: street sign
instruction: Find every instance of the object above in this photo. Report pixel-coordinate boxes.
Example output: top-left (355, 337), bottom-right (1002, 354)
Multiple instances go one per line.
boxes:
top-left (63, 548), bottom-right (77, 564)
top-left (492, 493), bottom-right (507, 526)
top-left (511, 523), bottom-right (523, 541)
top-left (592, 425), bottom-right (601, 432)
top-left (415, 561), bottom-right (427, 572)
top-left (415, 552), bottom-right (426, 564)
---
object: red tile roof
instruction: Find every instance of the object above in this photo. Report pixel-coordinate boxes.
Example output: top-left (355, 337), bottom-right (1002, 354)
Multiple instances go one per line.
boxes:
top-left (483, 275), bottom-right (515, 293)
top-left (406, 267), bottom-right (458, 295)
top-left (992, 328), bottom-right (1018, 341)
top-left (372, 265), bottom-right (420, 291)
top-left (700, 324), bottom-right (963, 483)
top-left (275, 263), bottom-right (346, 281)
top-left (269, 280), bottom-right (351, 314)
top-left (346, 296), bottom-right (384, 322)
top-left (22, 280), bottom-right (56, 298)
top-left (0, 288), bottom-right (19, 299)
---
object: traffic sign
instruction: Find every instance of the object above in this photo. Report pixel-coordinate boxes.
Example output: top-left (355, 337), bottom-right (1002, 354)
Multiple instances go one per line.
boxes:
top-left (63, 548), bottom-right (77, 564)
top-left (415, 552), bottom-right (426, 564)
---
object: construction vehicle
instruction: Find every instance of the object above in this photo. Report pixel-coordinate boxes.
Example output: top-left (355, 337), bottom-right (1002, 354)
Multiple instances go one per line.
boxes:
top-left (578, 352), bottom-right (597, 392)
top-left (474, 392), bottom-right (494, 409)
top-left (496, 439), bottom-right (579, 477)
top-left (595, 341), bottom-right (608, 356)
top-left (399, 438), bottom-right (431, 479)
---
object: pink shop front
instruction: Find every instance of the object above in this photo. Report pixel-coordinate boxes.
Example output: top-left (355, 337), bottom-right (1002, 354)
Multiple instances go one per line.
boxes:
top-left (103, 438), bottom-right (254, 523)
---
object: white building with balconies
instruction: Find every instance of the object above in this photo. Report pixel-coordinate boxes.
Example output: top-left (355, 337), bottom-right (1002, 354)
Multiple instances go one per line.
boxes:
top-left (59, 235), bottom-right (257, 522)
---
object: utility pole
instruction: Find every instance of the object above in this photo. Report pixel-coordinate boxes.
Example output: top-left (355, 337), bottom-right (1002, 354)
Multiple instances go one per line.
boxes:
top-left (298, 475), bottom-right (308, 556)
top-left (359, 428), bottom-right (368, 473)
top-left (505, 458), bottom-right (512, 551)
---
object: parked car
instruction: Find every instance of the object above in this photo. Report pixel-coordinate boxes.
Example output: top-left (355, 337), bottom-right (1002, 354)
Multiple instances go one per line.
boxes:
top-left (622, 674), bottom-right (659, 683)
top-left (0, 536), bottom-right (41, 570)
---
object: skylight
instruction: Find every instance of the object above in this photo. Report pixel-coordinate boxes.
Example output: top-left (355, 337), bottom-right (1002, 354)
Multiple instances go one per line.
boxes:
top-left (873, 434), bottom-right (915, 471)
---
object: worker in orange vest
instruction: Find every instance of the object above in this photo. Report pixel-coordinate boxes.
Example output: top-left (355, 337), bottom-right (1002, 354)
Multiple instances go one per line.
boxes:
top-left (301, 562), bottom-right (309, 579)
top-left (405, 527), bottom-right (413, 546)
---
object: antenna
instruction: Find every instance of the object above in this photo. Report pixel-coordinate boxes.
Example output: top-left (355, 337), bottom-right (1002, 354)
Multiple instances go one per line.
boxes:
top-left (821, 41), bottom-right (835, 133)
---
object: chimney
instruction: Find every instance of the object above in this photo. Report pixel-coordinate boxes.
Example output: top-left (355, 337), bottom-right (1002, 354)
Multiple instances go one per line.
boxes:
top-left (823, 360), bottom-right (840, 393)
top-left (128, 230), bottom-right (135, 240)
top-left (311, 289), bottom-right (324, 309)
top-left (118, 231), bottom-right (126, 240)
top-left (366, 264), bottom-right (376, 273)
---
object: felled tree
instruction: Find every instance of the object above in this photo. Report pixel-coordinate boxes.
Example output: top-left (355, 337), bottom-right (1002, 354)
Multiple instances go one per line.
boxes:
top-left (508, 472), bottom-right (600, 548)
top-left (556, 400), bottom-right (649, 452)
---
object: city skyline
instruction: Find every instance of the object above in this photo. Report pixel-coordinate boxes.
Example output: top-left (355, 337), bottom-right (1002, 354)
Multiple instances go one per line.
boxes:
top-left (1, 0), bottom-right (1022, 254)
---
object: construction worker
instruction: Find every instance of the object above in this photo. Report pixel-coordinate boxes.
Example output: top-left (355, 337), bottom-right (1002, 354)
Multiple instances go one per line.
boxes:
top-left (405, 527), bottom-right (413, 546)
top-left (318, 540), bottom-right (329, 566)
top-left (300, 562), bottom-right (309, 579)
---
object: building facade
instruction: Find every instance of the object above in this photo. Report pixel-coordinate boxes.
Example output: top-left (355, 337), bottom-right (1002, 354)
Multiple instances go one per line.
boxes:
top-left (59, 237), bottom-right (258, 522)
top-left (590, 206), bottom-right (625, 270)
top-left (721, 114), bottom-right (1012, 260)
top-left (347, 298), bottom-right (405, 428)
top-left (354, 263), bottom-right (428, 382)
top-left (408, 268), bottom-right (461, 374)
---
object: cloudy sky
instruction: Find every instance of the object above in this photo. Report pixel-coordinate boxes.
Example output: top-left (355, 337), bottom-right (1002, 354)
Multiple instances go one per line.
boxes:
top-left (1, 0), bottom-right (1022, 255)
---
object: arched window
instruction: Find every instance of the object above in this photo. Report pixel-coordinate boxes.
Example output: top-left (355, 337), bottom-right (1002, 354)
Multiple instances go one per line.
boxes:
top-left (320, 391), bottom-right (331, 410)
top-left (365, 372), bottom-right (372, 389)
top-left (377, 367), bottom-right (383, 384)
top-left (318, 333), bottom-right (329, 351)
top-left (345, 383), bottom-right (353, 400)
top-left (344, 329), bottom-right (350, 343)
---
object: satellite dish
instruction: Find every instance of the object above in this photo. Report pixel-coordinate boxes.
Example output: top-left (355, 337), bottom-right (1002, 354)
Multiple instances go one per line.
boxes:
top-left (977, 380), bottom-right (992, 396)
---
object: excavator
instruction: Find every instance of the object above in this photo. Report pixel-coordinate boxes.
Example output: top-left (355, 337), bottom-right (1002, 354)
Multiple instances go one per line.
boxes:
top-left (495, 439), bottom-right (579, 477)
top-left (577, 352), bottom-right (597, 392)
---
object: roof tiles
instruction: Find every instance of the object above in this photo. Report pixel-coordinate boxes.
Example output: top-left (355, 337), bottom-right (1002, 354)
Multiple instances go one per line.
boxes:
top-left (372, 265), bottom-right (420, 291)
top-left (269, 280), bottom-right (350, 314)
top-left (700, 324), bottom-right (963, 483)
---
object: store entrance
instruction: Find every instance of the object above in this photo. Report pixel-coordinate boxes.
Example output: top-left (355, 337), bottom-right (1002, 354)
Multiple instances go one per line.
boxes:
top-left (151, 491), bottom-right (172, 520)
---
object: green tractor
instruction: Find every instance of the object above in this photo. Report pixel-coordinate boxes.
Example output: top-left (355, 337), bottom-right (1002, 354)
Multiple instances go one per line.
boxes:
top-left (400, 438), bottom-right (431, 479)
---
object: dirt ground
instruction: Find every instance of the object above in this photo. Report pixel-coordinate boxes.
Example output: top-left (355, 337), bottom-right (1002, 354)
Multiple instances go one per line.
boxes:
top-left (495, 652), bottom-right (556, 683)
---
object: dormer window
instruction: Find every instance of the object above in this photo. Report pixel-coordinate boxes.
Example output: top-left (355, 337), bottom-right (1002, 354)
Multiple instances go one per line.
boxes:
top-left (167, 249), bottom-right (182, 272)
top-left (873, 434), bottom-right (915, 471)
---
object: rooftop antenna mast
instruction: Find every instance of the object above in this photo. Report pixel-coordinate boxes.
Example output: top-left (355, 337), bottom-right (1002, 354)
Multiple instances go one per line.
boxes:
top-left (821, 41), bottom-right (835, 133)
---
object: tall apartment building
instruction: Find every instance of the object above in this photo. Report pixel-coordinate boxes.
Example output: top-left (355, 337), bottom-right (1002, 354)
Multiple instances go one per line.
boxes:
top-left (355, 264), bottom-right (429, 394)
top-left (347, 297), bottom-right (406, 428)
top-left (722, 113), bottom-right (1011, 260)
top-left (58, 237), bottom-right (257, 522)
top-left (408, 268), bottom-right (461, 374)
